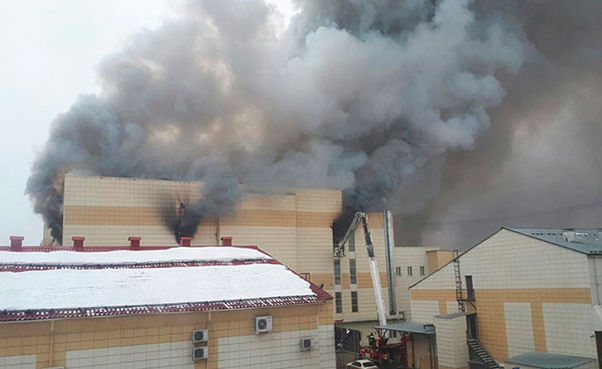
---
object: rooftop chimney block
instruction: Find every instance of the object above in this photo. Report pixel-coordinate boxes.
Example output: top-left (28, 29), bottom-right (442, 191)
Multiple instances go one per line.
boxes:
top-left (128, 236), bottom-right (141, 249)
top-left (9, 236), bottom-right (24, 251)
top-left (221, 236), bottom-right (232, 246)
top-left (72, 236), bottom-right (85, 250)
top-left (180, 237), bottom-right (191, 247)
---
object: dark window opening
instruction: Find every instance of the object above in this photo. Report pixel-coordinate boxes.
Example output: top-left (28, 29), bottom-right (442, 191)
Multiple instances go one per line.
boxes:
top-left (407, 266), bottom-right (413, 276)
top-left (351, 291), bottom-right (359, 312)
top-left (334, 259), bottom-right (341, 285)
top-left (335, 292), bottom-right (343, 314)
top-left (350, 259), bottom-right (357, 284)
top-left (466, 275), bottom-right (474, 301)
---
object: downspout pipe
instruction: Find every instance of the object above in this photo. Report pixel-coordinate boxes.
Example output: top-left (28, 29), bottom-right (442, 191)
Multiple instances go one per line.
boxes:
top-left (384, 210), bottom-right (397, 315)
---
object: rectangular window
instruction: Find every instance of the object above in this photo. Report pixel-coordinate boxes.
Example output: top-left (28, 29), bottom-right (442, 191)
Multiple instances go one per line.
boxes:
top-left (407, 266), bottom-right (413, 276)
top-left (466, 275), bottom-right (474, 301)
top-left (420, 266), bottom-right (425, 276)
top-left (334, 259), bottom-right (341, 285)
top-left (351, 291), bottom-right (359, 312)
top-left (350, 259), bottom-right (357, 284)
top-left (335, 292), bottom-right (343, 314)
top-left (395, 266), bottom-right (402, 276)
top-left (349, 232), bottom-right (355, 252)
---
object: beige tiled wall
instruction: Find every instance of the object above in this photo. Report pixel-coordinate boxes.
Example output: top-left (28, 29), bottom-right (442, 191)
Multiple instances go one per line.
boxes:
top-left (0, 302), bottom-right (333, 369)
top-left (409, 229), bottom-right (595, 363)
top-left (56, 175), bottom-right (340, 296)
top-left (393, 246), bottom-right (440, 320)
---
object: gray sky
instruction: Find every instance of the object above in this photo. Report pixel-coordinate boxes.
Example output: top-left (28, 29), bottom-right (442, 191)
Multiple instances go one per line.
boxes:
top-left (0, 1), bottom-right (175, 244)
top-left (0, 0), bottom-right (295, 245)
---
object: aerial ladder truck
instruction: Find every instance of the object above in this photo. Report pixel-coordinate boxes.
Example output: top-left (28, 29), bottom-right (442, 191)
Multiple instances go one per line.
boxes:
top-left (335, 212), bottom-right (388, 328)
top-left (335, 212), bottom-right (411, 364)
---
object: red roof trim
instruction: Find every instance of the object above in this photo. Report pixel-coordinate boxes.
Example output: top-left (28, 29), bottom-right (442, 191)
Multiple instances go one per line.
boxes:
top-left (0, 295), bottom-right (328, 322)
top-left (0, 245), bottom-right (266, 252)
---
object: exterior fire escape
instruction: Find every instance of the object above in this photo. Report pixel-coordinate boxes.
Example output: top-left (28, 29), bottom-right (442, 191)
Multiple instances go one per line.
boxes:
top-left (454, 251), bottom-right (501, 369)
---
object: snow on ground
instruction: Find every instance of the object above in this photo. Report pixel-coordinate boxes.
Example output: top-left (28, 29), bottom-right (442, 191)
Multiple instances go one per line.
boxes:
top-left (0, 263), bottom-right (313, 310)
top-left (0, 246), bottom-right (271, 265)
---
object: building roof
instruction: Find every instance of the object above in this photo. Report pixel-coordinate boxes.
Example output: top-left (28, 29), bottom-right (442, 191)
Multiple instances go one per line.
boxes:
top-left (0, 246), bottom-right (271, 269)
top-left (0, 246), bottom-right (331, 322)
top-left (409, 226), bottom-right (602, 289)
top-left (505, 352), bottom-right (595, 369)
top-left (373, 322), bottom-right (435, 335)
top-left (505, 227), bottom-right (602, 255)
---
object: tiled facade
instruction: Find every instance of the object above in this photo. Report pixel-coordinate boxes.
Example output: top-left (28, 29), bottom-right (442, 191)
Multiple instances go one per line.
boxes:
top-left (409, 228), bottom-right (598, 364)
top-left (335, 244), bottom-right (450, 342)
top-left (52, 175), bottom-right (342, 302)
top-left (50, 175), bottom-right (401, 337)
top-left (392, 247), bottom-right (449, 321)
top-left (433, 314), bottom-right (468, 369)
top-left (0, 299), bottom-right (334, 369)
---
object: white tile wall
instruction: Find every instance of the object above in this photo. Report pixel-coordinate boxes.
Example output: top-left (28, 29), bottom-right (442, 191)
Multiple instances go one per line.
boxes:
top-left (0, 355), bottom-right (35, 369)
top-left (543, 303), bottom-right (596, 358)
top-left (412, 229), bottom-right (591, 290)
top-left (410, 300), bottom-right (439, 323)
top-left (318, 324), bottom-right (336, 368)
top-left (434, 315), bottom-right (468, 368)
top-left (217, 326), bottom-right (334, 369)
top-left (504, 302), bottom-right (534, 357)
top-left (66, 341), bottom-right (194, 369)
top-left (394, 246), bottom-right (439, 320)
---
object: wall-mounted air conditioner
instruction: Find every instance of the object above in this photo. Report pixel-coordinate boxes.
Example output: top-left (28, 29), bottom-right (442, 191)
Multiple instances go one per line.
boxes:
top-left (192, 347), bottom-right (208, 361)
top-left (300, 338), bottom-right (312, 351)
top-left (192, 329), bottom-right (208, 343)
top-left (255, 316), bottom-right (273, 333)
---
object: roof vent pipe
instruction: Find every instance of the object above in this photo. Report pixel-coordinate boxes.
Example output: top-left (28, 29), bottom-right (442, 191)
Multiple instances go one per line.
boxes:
top-left (562, 230), bottom-right (576, 243)
top-left (221, 236), bottom-right (232, 246)
top-left (128, 236), bottom-right (141, 249)
top-left (9, 236), bottom-right (24, 251)
top-left (180, 237), bottom-right (191, 247)
top-left (72, 236), bottom-right (85, 250)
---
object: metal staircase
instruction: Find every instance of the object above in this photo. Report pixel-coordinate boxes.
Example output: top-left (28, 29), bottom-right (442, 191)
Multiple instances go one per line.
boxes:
top-left (467, 338), bottom-right (503, 369)
top-left (453, 250), bottom-right (465, 312)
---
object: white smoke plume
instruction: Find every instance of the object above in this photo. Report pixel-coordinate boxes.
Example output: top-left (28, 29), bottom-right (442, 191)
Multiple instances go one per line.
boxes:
top-left (27, 0), bottom-right (528, 243)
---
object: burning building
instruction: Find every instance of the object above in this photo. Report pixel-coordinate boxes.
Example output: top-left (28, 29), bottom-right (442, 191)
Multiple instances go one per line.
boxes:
top-left (44, 174), bottom-right (405, 338)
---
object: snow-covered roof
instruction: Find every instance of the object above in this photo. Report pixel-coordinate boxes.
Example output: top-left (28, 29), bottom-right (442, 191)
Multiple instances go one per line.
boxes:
top-left (0, 246), bottom-right (271, 266)
top-left (0, 246), bottom-right (330, 321)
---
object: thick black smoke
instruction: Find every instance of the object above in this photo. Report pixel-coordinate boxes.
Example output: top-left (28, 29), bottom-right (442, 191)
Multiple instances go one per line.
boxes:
top-left (27, 0), bottom-right (529, 243)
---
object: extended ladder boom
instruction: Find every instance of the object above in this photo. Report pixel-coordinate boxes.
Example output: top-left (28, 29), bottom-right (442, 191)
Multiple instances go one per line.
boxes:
top-left (336, 212), bottom-right (388, 327)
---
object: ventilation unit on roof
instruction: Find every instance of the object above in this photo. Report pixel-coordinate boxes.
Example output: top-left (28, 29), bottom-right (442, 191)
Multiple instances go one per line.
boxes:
top-left (562, 230), bottom-right (576, 242)
top-left (192, 347), bottom-right (208, 361)
top-left (300, 338), bottom-right (312, 351)
top-left (255, 316), bottom-right (272, 333)
top-left (192, 329), bottom-right (208, 343)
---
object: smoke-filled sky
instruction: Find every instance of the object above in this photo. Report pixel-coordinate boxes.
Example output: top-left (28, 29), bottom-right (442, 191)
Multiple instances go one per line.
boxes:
top-left (3, 0), bottom-right (602, 248)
